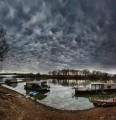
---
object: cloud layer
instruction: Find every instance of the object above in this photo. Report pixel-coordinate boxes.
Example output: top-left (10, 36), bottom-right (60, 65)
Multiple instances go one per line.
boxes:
top-left (0, 0), bottom-right (116, 73)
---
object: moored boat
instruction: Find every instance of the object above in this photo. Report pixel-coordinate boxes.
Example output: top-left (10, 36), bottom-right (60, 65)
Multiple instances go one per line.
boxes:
top-left (24, 81), bottom-right (50, 92)
top-left (92, 95), bottom-right (116, 107)
top-left (74, 83), bottom-right (116, 94)
top-left (5, 78), bottom-right (18, 83)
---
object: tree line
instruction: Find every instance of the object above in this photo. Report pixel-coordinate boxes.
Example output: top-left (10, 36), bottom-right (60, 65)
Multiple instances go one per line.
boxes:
top-left (48, 69), bottom-right (115, 80)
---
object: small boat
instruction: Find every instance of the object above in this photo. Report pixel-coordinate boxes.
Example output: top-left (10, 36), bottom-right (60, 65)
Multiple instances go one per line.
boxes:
top-left (30, 92), bottom-right (40, 97)
top-left (93, 96), bottom-right (116, 107)
top-left (24, 81), bottom-right (50, 92)
top-left (5, 78), bottom-right (18, 83)
top-left (74, 83), bottom-right (116, 94)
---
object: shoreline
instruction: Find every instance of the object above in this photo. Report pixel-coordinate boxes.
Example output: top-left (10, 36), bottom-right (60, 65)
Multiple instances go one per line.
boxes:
top-left (1, 85), bottom-right (95, 113)
top-left (0, 85), bottom-right (116, 120)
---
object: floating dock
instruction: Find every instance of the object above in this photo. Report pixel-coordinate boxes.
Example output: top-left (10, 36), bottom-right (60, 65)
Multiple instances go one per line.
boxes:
top-left (74, 83), bottom-right (116, 94)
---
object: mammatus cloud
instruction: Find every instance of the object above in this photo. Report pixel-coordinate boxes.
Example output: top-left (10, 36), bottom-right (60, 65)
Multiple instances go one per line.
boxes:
top-left (0, 0), bottom-right (116, 73)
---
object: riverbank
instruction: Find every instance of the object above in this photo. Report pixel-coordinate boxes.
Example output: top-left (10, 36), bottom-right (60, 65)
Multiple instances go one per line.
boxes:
top-left (0, 85), bottom-right (116, 120)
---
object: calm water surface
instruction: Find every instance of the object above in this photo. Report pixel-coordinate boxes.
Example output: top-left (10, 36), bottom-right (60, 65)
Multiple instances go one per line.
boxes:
top-left (2, 77), bottom-right (116, 110)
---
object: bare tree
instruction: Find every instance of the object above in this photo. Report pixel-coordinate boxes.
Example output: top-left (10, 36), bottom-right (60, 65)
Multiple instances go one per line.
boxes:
top-left (0, 28), bottom-right (8, 61)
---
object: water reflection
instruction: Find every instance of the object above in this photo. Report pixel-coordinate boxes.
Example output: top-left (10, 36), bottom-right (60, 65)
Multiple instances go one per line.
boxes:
top-left (5, 83), bottom-right (18, 88)
top-left (51, 79), bottom-right (116, 86)
top-left (35, 94), bottom-right (47, 100)
top-left (51, 79), bottom-right (79, 86)
top-left (3, 78), bottom-right (116, 110)
top-left (26, 89), bottom-right (48, 100)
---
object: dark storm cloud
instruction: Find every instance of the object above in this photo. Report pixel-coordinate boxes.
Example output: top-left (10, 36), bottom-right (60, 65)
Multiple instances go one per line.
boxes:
top-left (0, 0), bottom-right (116, 72)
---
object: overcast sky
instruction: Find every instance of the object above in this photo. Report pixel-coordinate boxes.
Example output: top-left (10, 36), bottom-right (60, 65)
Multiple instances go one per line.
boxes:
top-left (0, 0), bottom-right (116, 73)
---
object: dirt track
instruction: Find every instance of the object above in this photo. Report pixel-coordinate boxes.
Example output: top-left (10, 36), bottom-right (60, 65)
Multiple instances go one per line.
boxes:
top-left (0, 85), bottom-right (116, 120)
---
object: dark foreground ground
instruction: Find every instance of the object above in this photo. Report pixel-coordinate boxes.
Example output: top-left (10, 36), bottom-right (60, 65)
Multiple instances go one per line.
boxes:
top-left (0, 85), bottom-right (116, 120)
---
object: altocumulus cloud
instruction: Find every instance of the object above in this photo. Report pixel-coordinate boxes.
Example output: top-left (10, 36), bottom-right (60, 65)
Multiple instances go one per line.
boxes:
top-left (0, 0), bottom-right (116, 73)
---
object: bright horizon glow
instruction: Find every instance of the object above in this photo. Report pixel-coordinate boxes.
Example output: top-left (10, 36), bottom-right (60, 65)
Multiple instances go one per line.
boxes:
top-left (0, 69), bottom-right (115, 75)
